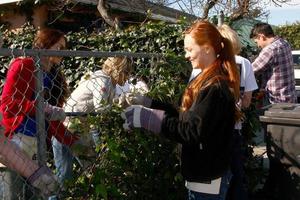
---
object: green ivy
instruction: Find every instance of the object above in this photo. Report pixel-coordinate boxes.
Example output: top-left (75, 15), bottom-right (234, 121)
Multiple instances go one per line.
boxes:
top-left (64, 106), bottom-right (186, 199)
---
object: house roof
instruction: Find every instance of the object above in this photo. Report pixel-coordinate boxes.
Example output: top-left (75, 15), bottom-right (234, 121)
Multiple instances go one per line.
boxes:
top-left (72, 0), bottom-right (197, 23)
top-left (0, 0), bottom-right (197, 23)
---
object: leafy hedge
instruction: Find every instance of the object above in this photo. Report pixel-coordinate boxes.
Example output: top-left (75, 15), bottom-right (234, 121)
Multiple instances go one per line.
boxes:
top-left (275, 21), bottom-right (300, 50)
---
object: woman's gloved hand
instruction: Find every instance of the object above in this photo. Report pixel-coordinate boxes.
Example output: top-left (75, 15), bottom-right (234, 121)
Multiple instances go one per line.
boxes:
top-left (27, 166), bottom-right (59, 197)
top-left (44, 102), bottom-right (66, 121)
top-left (121, 105), bottom-right (164, 134)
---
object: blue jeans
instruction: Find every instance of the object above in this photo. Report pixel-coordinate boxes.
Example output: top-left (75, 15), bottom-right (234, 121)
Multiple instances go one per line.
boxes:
top-left (52, 137), bottom-right (74, 184)
top-left (188, 171), bottom-right (232, 200)
top-left (1, 168), bottom-right (26, 199)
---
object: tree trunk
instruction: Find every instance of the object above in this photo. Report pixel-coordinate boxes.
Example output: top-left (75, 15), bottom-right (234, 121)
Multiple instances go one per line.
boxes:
top-left (97, 0), bottom-right (122, 30)
top-left (201, 0), bottom-right (219, 19)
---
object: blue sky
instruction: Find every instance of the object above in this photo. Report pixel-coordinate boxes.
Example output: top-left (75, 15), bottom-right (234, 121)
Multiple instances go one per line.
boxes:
top-left (168, 0), bottom-right (299, 26)
top-left (266, 0), bottom-right (300, 25)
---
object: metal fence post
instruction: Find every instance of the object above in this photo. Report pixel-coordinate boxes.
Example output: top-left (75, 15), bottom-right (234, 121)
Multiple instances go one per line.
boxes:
top-left (34, 59), bottom-right (47, 166)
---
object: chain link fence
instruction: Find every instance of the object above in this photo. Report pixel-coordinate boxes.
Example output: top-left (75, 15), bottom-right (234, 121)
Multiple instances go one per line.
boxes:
top-left (0, 47), bottom-right (161, 199)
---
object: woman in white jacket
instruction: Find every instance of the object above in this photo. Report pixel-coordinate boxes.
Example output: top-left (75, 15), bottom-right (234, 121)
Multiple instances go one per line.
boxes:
top-left (64, 56), bottom-right (133, 131)
top-left (52, 57), bottom-right (132, 183)
top-left (65, 57), bottom-right (132, 113)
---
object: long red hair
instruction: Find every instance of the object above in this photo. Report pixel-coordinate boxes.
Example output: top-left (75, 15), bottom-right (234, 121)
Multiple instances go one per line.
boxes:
top-left (33, 28), bottom-right (70, 107)
top-left (181, 20), bottom-right (241, 121)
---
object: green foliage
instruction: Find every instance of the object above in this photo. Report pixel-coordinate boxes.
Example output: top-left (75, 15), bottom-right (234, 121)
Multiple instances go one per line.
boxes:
top-left (1, 23), bottom-right (35, 49)
top-left (274, 21), bottom-right (300, 49)
top-left (0, 23), bottom-right (36, 76)
top-left (63, 21), bottom-right (190, 91)
top-left (65, 106), bottom-right (185, 200)
top-left (241, 93), bottom-right (264, 193)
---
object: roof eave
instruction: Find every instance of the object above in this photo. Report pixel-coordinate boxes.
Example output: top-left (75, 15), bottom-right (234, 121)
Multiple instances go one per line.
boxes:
top-left (0, 0), bottom-right (22, 5)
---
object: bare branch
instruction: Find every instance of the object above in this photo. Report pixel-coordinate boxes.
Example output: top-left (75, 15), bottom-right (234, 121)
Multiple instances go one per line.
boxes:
top-left (97, 0), bottom-right (122, 30)
top-left (202, 0), bottom-right (219, 19)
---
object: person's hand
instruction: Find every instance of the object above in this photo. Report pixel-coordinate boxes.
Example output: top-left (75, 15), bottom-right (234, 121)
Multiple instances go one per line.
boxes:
top-left (124, 93), bottom-right (152, 107)
top-left (112, 93), bottom-right (130, 108)
top-left (121, 105), bottom-right (164, 134)
top-left (27, 166), bottom-right (59, 197)
top-left (44, 102), bottom-right (66, 121)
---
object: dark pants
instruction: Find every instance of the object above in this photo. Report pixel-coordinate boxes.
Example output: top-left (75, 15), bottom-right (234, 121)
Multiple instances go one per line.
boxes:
top-left (226, 130), bottom-right (248, 200)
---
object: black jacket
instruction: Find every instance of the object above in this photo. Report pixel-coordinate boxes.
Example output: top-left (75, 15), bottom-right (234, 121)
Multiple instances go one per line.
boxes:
top-left (151, 80), bottom-right (235, 182)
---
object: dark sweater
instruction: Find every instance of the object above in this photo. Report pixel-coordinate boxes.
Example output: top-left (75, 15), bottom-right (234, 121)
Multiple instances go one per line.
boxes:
top-left (151, 81), bottom-right (235, 182)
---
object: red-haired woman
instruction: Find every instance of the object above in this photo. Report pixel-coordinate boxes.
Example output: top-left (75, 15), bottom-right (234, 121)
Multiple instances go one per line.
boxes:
top-left (122, 20), bottom-right (241, 200)
top-left (0, 28), bottom-right (78, 198)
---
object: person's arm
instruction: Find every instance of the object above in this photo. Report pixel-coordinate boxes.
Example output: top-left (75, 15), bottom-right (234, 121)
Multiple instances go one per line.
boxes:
top-left (1, 58), bottom-right (36, 117)
top-left (252, 47), bottom-right (274, 75)
top-left (161, 84), bottom-right (235, 146)
top-left (121, 83), bottom-right (235, 147)
top-left (92, 76), bottom-right (113, 110)
top-left (241, 91), bottom-right (253, 108)
top-left (241, 57), bottom-right (258, 108)
top-left (150, 99), bottom-right (179, 116)
top-left (48, 121), bottom-right (78, 146)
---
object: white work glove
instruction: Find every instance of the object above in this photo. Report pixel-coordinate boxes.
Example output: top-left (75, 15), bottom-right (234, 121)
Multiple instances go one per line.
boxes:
top-left (121, 105), bottom-right (164, 134)
top-left (124, 93), bottom-right (152, 107)
top-left (112, 93), bottom-right (129, 108)
top-left (27, 166), bottom-right (59, 197)
top-left (44, 102), bottom-right (66, 121)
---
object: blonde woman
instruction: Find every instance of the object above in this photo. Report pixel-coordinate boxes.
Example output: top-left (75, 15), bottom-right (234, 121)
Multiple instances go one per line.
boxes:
top-left (65, 57), bottom-right (132, 114)
top-left (53, 57), bottom-right (132, 183)
top-left (64, 56), bottom-right (132, 150)
top-left (218, 24), bottom-right (258, 200)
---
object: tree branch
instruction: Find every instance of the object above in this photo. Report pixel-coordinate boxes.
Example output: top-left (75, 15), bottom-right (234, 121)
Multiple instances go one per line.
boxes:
top-left (201, 0), bottom-right (219, 19)
top-left (97, 0), bottom-right (122, 30)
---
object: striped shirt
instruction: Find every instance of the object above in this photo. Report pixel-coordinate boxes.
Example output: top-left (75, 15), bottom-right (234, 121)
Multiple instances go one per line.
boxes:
top-left (252, 37), bottom-right (296, 103)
